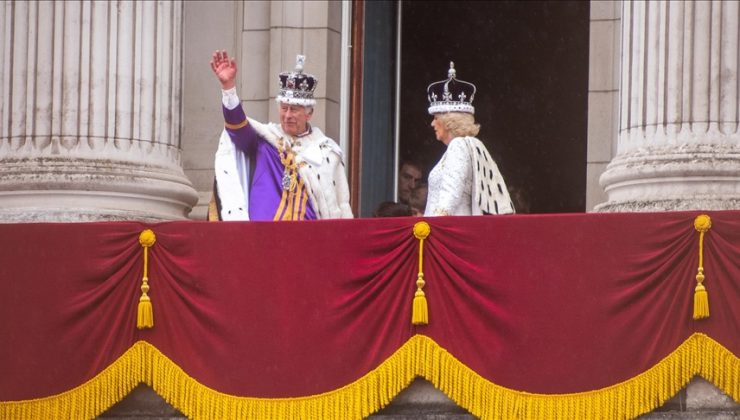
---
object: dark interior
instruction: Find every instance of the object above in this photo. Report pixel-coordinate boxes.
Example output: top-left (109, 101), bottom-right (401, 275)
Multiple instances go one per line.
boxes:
top-left (398, 0), bottom-right (590, 213)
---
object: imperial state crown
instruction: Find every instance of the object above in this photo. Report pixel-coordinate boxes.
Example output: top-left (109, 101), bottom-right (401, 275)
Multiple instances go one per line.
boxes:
top-left (277, 54), bottom-right (318, 107)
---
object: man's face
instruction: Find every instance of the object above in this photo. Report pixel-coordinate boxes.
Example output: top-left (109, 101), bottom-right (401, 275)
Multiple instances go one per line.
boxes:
top-left (398, 163), bottom-right (422, 204)
top-left (279, 103), bottom-right (312, 137)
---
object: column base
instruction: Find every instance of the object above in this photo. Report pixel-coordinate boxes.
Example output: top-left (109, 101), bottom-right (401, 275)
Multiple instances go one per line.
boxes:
top-left (0, 157), bottom-right (198, 222)
top-left (596, 146), bottom-right (740, 212)
top-left (595, 198), bottom-right (740, 213)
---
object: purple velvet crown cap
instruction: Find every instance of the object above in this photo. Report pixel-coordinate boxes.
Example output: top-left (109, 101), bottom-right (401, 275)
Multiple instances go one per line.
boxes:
top-left (426, 61), bottom-right (476, 115)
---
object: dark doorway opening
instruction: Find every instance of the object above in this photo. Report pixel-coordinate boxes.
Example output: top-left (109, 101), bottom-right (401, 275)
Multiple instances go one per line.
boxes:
top-left (399, 1), bottom-right (589, 213)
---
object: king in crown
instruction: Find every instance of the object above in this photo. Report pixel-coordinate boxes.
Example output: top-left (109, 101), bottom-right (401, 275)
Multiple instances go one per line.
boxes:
top-left (209, 50), bottom-right (352, 222)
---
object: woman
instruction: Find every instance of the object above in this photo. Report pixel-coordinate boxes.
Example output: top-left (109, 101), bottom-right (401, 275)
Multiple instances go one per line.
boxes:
top-left (424, 62), bottom-right (515, 216)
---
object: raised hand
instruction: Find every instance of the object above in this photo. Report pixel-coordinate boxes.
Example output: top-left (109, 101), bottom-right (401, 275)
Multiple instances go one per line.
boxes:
top-left (210, 50), bottom-right (237, 90)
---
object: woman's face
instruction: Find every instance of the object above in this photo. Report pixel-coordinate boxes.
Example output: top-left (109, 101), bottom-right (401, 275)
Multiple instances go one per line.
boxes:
top-left (430, 115), bottom-right (450, 144)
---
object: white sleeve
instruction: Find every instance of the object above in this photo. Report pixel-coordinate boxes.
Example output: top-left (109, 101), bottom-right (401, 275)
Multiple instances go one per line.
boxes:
top-left (221, 87), bottom-right (240, 110)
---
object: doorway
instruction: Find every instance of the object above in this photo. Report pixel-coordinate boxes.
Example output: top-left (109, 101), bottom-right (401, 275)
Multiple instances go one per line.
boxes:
top-left (397, 1), bottom-right (589, 213)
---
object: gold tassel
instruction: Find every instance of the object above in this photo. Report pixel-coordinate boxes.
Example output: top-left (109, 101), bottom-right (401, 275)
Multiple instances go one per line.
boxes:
top-left (693, 215), bottom-right (711, 320)
top-left (693, 277), bottom-right (709, 320)
top-left (138, 229), bottom-right (157, 329)
top-left (412, 287), bottom-right (428, 325)
top-left (412, 222), bottom-right (431, 325)
top-left (138, 294), bottom-right (153, 329)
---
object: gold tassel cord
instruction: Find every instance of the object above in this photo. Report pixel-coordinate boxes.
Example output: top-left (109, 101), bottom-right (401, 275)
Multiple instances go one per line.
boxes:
top-left (412, 221), bottom-right (431, 325)
top-left (1, 334), bottom-right (737, 420)
top-left (138, 229), bottom-right (157, 329)
top-left (274, 138), bottom-right (309, 221)
top-left (693, 215), bottom-right (711, 320)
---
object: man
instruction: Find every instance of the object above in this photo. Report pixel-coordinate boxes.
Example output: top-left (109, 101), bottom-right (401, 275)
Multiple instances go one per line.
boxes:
top-left (397, 160), bottom-right (423, 205)
top-left (208, 50), bottom-right (353, 221)
top-left (408, 182), bottom-right (428, 216)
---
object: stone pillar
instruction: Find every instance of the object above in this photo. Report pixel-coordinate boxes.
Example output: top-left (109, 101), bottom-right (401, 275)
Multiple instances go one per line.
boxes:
top-left (0, 0), bottom-right (198, 222)
top-left (597, 0), bottom-right (740, 212)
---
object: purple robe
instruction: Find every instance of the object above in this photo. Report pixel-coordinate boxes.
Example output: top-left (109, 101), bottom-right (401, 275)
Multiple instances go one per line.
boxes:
top-left (223, 104), bottom-right (317, 221)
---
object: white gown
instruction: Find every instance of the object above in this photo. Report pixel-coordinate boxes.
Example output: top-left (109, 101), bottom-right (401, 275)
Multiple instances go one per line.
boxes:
top-left (425, 136), bottom-right (515, 216)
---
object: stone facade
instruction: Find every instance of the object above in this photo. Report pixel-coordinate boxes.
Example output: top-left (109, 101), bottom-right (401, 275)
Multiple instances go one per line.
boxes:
top-left (0, 0), bottom-right (737, 418)
top-left (586, 0), bottom-right (621, 211)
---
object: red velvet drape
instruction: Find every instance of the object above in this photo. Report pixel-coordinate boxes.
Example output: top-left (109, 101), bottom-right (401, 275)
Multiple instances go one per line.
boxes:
top-left (0, 211), bottom-right (737, 401)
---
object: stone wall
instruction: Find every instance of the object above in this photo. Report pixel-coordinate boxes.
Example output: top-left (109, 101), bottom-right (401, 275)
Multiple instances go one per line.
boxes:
top-left (586, 0), bottom-right (620, 211)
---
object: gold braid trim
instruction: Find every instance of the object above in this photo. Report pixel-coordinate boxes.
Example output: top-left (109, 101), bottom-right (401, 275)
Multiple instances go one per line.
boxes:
top-left (224, 120), bottom-right (248, 130)
top-left (274, 138), bottom-right (307, 221)
top-left (0, 334), bottom-right (737, 420)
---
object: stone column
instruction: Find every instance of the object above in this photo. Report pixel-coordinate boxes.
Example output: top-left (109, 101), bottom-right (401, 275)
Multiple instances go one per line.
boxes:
top-left (0, 0), bottom-right (198, 222)
top-left (597, 0), bottom-right (740, 211)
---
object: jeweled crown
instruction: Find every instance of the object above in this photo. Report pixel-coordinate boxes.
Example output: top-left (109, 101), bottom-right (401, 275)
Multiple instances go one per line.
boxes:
top-left (277, 55), bottom-right (318, 107)
top-left (426, 62), bottom-right (476, 115)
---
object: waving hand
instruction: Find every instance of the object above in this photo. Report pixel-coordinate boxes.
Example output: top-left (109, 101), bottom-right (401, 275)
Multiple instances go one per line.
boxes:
top-left (210, 50), bottom-right (237, 90)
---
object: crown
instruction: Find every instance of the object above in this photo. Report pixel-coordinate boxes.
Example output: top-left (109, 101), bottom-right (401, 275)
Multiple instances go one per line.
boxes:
top-left (426, 62), bottom-right (476, 115)
top-left (277, 55), bottom-right (318, 107)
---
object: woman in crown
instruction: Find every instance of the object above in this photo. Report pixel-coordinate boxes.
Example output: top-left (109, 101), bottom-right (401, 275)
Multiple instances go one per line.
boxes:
top-left (424, 63), bottom-right (515, 217)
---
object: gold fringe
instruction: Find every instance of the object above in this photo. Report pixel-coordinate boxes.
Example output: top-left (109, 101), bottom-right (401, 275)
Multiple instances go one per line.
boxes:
top-left (1, 334), bottom-right (736, 420)
top-left (693, 215), bottom-right (711, 320)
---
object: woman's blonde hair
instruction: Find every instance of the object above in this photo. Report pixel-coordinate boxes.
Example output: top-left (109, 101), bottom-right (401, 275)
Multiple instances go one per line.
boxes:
top-left (436, 112), bottom-right (480, 138)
